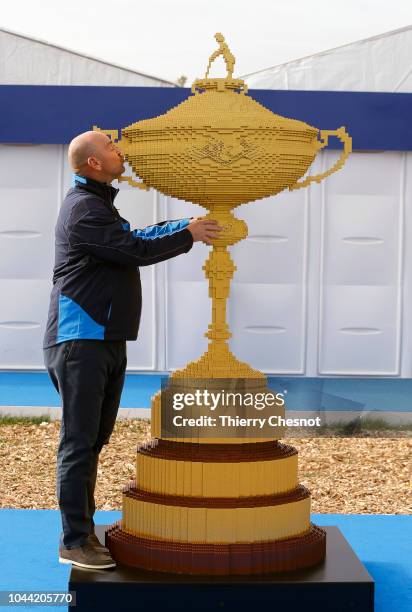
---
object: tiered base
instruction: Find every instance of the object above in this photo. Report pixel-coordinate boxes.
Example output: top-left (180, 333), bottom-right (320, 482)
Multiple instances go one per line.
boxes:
top-left (110, 438), bottom-right (326, 575)
top-left (106, 522), bottom-right (326, 575)
top-left (70, 526), bottom-right (373, 612)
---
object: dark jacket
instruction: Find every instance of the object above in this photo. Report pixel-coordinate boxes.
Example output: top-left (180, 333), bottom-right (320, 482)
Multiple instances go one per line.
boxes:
top-left (43, 174), bottom-right (193, 348)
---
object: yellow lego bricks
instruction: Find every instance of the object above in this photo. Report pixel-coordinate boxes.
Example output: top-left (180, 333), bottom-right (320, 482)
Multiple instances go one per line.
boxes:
top-left (100, 33), bottom-right (351, 574)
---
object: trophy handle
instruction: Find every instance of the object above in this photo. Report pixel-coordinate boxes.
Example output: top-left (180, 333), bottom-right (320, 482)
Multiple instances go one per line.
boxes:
top-left (117, 176), bottom-right (150, 191)
top-left (92, 125), bottom-right (150, 191)
top-left (288, 126), bottom-right (352, 191)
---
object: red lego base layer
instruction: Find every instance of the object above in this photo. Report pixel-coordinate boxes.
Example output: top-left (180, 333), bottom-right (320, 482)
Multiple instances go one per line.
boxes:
top-left (106, 523), bottom-right (326, 575)
top-left (123, 483), bottom-right (310, 508)
top-left (137, 439), bottom-right (297, 462)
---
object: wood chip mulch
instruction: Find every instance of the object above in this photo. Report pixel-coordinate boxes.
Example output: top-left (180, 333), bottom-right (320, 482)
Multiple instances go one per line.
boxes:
top-left (0, 420), bottom-right (410, 514)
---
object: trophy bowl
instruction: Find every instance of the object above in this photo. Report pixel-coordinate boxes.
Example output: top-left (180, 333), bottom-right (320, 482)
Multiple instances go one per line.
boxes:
top-left (117, 79), bottom-right (351, 210)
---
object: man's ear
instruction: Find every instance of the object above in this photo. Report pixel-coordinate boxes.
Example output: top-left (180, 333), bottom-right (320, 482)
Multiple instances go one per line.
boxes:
top-left (88, 156), bottom-right (101, 170)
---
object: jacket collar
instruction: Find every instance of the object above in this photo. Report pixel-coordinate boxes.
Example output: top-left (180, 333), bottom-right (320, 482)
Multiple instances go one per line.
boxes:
top-left (72, 174), bottom-right (120, 209)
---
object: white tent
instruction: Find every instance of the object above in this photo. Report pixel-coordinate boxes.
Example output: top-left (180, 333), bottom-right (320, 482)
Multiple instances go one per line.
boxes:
top-left (0, 28), bottom-right (175, 371)
top-left (242, 25), bottom-right (412, 92)
top-left (0, 26), bottom-right (175, 86)
top-left (1, 27), bottom-right (412, 378)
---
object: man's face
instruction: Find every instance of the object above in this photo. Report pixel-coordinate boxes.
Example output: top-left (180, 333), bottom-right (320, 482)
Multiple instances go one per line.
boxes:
top-left (91, 135), bottom-right (125, 178)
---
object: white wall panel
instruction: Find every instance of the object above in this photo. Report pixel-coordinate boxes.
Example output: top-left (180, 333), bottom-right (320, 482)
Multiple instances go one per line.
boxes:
top-left (228, 283), bottom-right (306, 373)
top-left (228, 190), bottom-right (309, 373)
top-left (319, 151), bottom-right (404, 375)
top-left (320, 285), bottom-right (400, 374)
top-left (0, 145), bottom-right (62, 368)
top-left (0, 187), bottom-right (56, 278)
top-left (1, 145), bottom-right (411, 376)
top-left (400, 152), bottom-right (412, 376)
top-left (0, 279), bottom-right (51, 368)
top-left (166, 281), bottom-right (210, 370)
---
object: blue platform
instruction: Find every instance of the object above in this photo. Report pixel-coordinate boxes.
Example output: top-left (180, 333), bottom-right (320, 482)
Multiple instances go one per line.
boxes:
top-left (1, 372), bottom-right (412, 415)
top-left (0, 511), bottom-right (410, 611)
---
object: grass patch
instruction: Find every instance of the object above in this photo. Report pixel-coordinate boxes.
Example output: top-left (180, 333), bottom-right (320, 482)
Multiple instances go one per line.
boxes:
top-left (0, 414), bottom-right (51, 426)
top-left (319, 417), bottom-right (411, 435)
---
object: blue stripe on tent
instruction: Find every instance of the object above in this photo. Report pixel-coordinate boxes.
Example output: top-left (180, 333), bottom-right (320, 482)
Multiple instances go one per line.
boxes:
top-left (0, 511), bottom-right (410, 612)
top-left (0, 372), bottom-right (412, 412)
top-left (0, 86), bottom-right (411, 151)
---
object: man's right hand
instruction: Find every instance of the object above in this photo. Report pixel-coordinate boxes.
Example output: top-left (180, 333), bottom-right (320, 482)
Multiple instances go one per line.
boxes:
top-left (187, 218), bottom-right (223, 245)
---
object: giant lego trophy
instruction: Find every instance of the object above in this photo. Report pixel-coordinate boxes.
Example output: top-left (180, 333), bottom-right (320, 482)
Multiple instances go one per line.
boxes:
top-left (95, 33), bottom-right (352, 574)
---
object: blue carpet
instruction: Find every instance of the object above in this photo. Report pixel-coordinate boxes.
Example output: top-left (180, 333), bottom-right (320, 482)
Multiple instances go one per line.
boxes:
top-left (0, 511), bottom-right (410, 611)
top-left (315, 514), bottom-right (412, 612)
top-left (0, 510), bottom-right (121, 611)
top-left (0, 372), bottom-right (162, 409)
top-left (2, 372), bottom-right (412, 413)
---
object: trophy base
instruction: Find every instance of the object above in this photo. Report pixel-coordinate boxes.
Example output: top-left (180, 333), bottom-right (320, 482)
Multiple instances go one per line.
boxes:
top-left (69, 526), bottom-right (374, 612)
top-left (105, 523), bottom-right (326, 575)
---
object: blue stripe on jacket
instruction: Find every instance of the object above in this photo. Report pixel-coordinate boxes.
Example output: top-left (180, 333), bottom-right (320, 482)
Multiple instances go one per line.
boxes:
top-left (57, 294), bottom-right (105, 343)
top-left (121, 219), bottom-right (190, 239)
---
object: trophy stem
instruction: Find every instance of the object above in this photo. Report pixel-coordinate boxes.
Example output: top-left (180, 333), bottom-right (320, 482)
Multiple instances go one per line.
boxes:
top-left (169, 209), bottom-right (262, 378)
top-left (202, 208), bottom-right (248, 358)
top-left (203, 246), bottom-right (234, 344)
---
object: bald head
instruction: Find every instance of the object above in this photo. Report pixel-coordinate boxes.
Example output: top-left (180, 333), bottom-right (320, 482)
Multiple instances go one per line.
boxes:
top-left (68, 130), bottom-right (125, 184)
top-left (68, 131), bottom-right (109, 173)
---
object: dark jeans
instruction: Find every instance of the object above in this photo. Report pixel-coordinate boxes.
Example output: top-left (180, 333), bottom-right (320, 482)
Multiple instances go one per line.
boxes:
top-left (43, 339), bottom-right (127, 549)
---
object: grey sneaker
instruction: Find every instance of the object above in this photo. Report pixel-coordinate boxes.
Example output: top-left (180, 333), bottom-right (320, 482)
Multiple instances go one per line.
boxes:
top-left (88, 532), bottom-right (109, 552)
top-left (59, 539), bottom-right (116, 569)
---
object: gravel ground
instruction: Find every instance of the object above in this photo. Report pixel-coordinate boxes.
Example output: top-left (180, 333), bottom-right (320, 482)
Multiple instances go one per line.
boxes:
top-left (0, 420), bottom-right (410, 514)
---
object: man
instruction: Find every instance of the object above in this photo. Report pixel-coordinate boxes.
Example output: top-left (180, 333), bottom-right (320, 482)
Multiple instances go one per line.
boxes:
top-left (43, 130), bottom-right (221, 570)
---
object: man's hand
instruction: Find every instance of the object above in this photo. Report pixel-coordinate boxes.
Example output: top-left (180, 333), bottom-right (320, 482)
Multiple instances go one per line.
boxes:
top-left (187, 218), bottom-right (223, 245)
